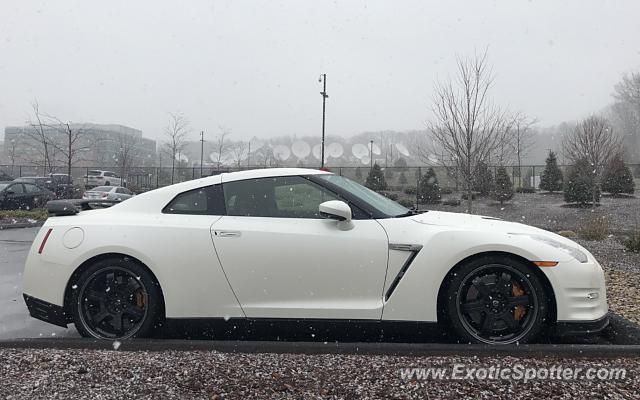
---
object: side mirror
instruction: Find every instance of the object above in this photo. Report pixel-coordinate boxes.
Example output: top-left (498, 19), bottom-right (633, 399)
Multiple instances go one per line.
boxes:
top-left (319, 200), bottom-right (352, 222)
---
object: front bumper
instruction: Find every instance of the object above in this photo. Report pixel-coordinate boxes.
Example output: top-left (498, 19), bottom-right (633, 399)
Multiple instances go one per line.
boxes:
top-left (23, 294), bottom-right (69, 328)
top-left (555, 313), bottom-right (610, 336)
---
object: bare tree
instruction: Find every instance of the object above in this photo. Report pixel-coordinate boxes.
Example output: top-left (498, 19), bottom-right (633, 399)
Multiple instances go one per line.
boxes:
top-left (612, 71), bottom-right (640, 161)
top-left (44, 117), bottom-right (94, 180)
top-left (164, 112), bottom-right (190, 184)
top-left (23, 101), bottom-right (54, 172)
top-left (510, 113), bottom-right (538, 189)
top-left (425, 51), bottom-right (511, 213)
top-left (6, 138), bottom-right (19, 176)
top-left (614, 72), bottom-right (640, 109)
top-left (563, 115), bottom-right (621, 207)
top-left (230, 140), bottom-right (248, 168)
top-left (115, 131), bottom-right (141, 186)
top-left (213, 126), bottom-right (231, 168)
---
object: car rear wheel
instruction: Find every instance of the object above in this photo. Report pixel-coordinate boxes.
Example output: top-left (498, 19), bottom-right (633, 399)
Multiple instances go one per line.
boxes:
top-left (443, 256), bottom-right (548, 344)
top-left (70, 258), bottom-right (162, 339)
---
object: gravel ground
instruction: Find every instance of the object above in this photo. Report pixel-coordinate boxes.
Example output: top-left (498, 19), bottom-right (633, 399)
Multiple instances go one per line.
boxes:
top-left (0, 348), bottom-right (638, 399)
top-left (425, 192), bottom-right (640, 233)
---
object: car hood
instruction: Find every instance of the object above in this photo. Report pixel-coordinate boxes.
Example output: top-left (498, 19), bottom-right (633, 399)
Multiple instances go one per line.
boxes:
top-left (407, 210), bottom-right (587, 251)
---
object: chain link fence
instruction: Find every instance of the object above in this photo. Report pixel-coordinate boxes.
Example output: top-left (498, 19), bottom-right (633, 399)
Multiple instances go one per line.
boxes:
top-left (1, 163), bottom-right (639, 196)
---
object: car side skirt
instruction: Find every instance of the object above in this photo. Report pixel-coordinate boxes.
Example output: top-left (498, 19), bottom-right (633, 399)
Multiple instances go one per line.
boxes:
top-left (163, 318), bottom-right (443, 341)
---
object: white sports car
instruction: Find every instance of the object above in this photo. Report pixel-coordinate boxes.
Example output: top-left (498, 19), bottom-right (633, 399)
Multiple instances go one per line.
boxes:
top-left (23, 168), bottom-right (608, 344)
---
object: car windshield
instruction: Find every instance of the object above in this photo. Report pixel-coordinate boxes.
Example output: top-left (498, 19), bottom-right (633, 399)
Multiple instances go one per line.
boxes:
top-left (0, 183), bottom-right (9, 191)
top-left (316, 174), bottom-right (409, 218)
top-left (91, 186), bottom-right (112, 192)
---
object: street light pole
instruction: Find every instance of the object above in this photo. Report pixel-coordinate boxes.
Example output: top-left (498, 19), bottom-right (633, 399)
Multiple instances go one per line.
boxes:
top-left (200, 131), bottom-right (205, 177)
top-left (369, 140), bottom-right (374, 169)
top-left (319, 74), bottom-right (328, 168)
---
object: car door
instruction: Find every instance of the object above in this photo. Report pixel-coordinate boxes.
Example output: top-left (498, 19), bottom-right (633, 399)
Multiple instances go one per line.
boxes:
top-left (6, 183), bottom-right (26, 209)
top-left (22, 183), bottom-right (42, 208)
top-left (211, 175), bottom-right (390, 320)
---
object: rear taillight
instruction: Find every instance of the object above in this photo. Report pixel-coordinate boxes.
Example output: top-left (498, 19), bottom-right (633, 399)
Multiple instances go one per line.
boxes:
top-left (38, 228), bottom-right (53, 254)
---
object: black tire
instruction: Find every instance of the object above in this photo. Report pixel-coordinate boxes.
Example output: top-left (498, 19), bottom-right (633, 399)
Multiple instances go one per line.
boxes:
top-left (70, 257), bottom-right (162, 339)
top-left (443, 255), bottom-right (548, 344)
top-left (105, 181), bottom-right (111, 186)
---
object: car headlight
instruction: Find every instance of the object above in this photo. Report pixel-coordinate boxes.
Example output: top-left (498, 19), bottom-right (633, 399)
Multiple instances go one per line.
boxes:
top-left (511, 233), bottom-right (589, 263)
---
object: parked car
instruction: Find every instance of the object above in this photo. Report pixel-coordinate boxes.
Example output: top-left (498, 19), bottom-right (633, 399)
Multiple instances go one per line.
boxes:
top-left (48, 173), bottom-right (75, 198)
top-left (82, 186), bottom-right (134, 202)
top-left (15, 175), bottom-right (74, 199)
top-left (24, 168), bottom-right (608, 343)
top-left (14, 176), bottom-right (53, 190)
top-left (85, 170), bottom-right (123, 188)
top-left (0, 181), bottom-right (53, 210)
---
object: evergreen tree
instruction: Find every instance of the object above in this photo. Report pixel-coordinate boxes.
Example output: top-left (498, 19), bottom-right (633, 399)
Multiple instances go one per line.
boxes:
top-left (492, 166), bottom-right (514, 205)
top-left (418, 167), bottom-right (441, 204)
top-left (355, 167), bottom-right (362, 180)
top-left (393, 157), bottom-right (408, 170)
top-left (473, 161), bottom-right (494, 196)
top-left (564, 158), bottom-right (600, 205)
top-left (602, 153), bottom-right (635, 195)
top-left (539, 151), bottom-right (563, 192)
top-left (384, 167), bottom-right (394, 180)
top-left (365, 163), bottom-right (388, 192)
top-left (399, 171), bottom-right (408, 184)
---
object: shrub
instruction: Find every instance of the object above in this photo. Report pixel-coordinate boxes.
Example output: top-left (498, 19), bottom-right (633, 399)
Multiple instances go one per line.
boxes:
top-left (397, 198), bottom-right (414, 208)
top-left (0, 208), bottom-right (48, 221)
top-left (516, 187), bottom-right (536, 194)
top-left (601, 153), bottom-right (635, 195)
top-left (398, 171), bottom-right (408, 184)
top-left (491, 166), bottom-right (514, 205)
top-left (418, 167), bottom-right (441, 204)
top-left (564, 158), bottom-right (600, 205)
top-left (579, 215), bottom-right (609, 240)
top-left (404, 186), bottom-right (417, 195)
top-left (365, 163), bottom-right (388, 192)
top-left (625, 230), bottom-right (640, 252)
top-left (473, 161), bottom-right (494, 196)
top-left (382, 192), bottom-right (399, 201)
top-left (540, 151), bottom-right (563, 192)
top-left (442, 198), bottom-right (461, 206)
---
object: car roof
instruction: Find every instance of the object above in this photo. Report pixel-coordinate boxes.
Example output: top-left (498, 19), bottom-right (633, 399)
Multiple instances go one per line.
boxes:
top-left (110, 168), bottom-right (331, 214)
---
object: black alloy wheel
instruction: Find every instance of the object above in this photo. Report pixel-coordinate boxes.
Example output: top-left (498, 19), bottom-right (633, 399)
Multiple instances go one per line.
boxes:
top-left (71, 258), bottom-right (162, 339)
top-left (444, 256), bottom-right (548, 344)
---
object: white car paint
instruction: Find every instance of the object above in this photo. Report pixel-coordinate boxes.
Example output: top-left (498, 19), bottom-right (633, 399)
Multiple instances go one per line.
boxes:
top-left (23, 168), bottom-right (608, 338)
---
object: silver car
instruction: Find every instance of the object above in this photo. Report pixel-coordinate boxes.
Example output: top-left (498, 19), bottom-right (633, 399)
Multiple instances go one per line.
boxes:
top-left (82, 186), bottom-right (134, 202)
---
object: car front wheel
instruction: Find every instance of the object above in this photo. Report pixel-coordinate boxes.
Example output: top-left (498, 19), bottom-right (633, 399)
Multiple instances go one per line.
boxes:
top-left (444, 256), bottom-right (549, 344)
top-left (70, 257), bottom-right (162, 339)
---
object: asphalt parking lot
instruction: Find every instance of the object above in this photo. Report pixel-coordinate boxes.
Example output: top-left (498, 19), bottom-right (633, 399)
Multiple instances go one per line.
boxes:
top-left (2, 226), bottom-right (639, 350)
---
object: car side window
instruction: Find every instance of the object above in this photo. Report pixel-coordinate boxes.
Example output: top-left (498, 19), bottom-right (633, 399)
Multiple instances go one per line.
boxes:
top-left (116, 188), bottom-right (125, 194)
top-left (9, 183), bottom-right (24, 194)
top-left (163, 184), bottom-right (226, 215)
top-left (223, 176), bottom-right (342, 219)
top-left (24, 183), bottom-right (39, 193)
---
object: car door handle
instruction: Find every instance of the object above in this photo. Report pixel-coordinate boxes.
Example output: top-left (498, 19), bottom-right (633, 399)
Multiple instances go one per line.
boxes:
top-left (214, 230), bottom-right (242, 238)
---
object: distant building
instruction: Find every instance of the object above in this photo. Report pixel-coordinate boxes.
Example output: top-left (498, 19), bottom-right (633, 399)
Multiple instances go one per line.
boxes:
top-left (3, 123), bottom-right (156, 169)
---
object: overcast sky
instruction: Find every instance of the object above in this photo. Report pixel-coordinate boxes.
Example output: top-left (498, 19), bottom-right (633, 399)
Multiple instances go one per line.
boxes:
top-left (1, 0), bottom-right (639, 142)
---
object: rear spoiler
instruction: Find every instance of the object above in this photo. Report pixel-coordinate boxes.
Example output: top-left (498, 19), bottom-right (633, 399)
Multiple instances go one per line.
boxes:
top-left (46, 199), bottom-right (120, 216)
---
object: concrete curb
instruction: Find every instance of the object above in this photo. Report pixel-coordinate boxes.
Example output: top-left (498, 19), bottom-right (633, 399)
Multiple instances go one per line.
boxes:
top-left (0, 221), bottom-right (44, 230)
